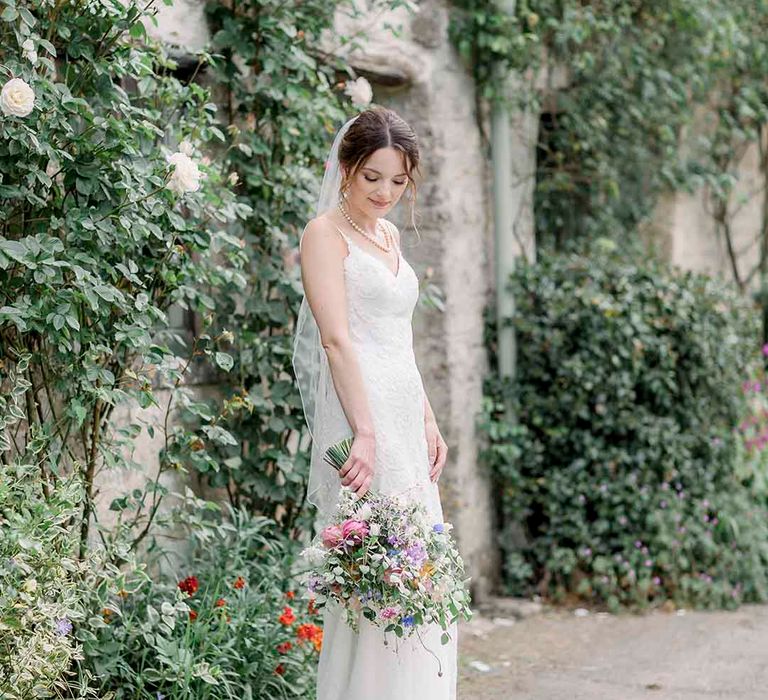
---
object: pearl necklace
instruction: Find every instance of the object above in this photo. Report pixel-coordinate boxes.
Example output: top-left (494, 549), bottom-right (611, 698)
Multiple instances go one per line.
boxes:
top-left (337, 200), bottom-right (392, 252)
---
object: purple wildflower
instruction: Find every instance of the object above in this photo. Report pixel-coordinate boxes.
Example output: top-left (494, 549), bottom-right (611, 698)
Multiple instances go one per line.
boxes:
top-left (54, 618), bottom-right (73, 636)
top-left (404, 542), bottom-right (427, 567)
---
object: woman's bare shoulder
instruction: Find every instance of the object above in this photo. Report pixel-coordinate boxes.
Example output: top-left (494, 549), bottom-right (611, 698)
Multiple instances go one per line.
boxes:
top-left (300, 214), bottom-right (347, 258)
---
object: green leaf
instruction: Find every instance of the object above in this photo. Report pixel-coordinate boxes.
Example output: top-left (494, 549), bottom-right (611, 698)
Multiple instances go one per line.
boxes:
top-left (214, 352), bottom-right (233, 372)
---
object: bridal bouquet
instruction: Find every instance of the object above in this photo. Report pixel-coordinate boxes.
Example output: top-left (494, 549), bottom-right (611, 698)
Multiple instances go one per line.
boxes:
top-left (299, 437), bottom-right (473, 667)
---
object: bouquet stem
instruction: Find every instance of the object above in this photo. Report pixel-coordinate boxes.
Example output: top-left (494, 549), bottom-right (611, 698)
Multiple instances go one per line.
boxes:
top-left (323, 436), bottom-right (371, 503)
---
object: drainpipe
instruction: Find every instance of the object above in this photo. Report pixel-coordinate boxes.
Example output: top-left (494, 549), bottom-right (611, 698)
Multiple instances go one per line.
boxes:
top-left (491, 0), bottom-right (518, 408)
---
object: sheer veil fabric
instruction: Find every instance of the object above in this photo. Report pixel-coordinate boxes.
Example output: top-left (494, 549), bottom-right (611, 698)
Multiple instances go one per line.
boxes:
top-left (292, 115), bottom-right (359, 532)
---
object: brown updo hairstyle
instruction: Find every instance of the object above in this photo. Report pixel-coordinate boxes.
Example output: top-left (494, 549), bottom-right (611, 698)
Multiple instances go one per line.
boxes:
top-left (338, 106), bottom-right (421, 236)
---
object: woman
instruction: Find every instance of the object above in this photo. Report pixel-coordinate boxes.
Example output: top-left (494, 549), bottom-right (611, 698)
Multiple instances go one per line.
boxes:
top-left (293, 106), bottom-right (457, 699)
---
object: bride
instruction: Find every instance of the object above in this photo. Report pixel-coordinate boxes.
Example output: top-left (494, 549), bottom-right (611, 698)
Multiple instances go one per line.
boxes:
top-left (293, 106), bottom-right (458, 699)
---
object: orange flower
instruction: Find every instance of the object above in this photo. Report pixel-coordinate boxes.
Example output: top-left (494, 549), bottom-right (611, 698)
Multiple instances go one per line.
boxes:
top-left (214, 598), bottom-right (227, 608)
top-left (275, 663), bottom-right (285, 675)
top-left (285, 590), bottom-right (295, 600)
top-left (278, 606), bottom-right (296, 626)
top-left (234, 576), bottom-right (246, 590)
top-left (102, 607), bottom-right (113, 622)
top-left (116, 589), bottom-right (129, 599)
top-left (277, 641), bottom-right (292, 654)
top-left (312, 627), bottom-right (323, 652)
top-left (307, 598), bottom-right (318, 615)
top-left (296, 622), bottom-right (323, 647)
top-left (188, 609), bottom-right (198, 621)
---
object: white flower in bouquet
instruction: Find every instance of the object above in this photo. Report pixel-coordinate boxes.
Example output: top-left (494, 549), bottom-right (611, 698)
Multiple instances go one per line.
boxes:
top-left (344, 76), bottom-right (372, 108)
top-left (166, 151), bottom-right (202, 194)
top-left (1, 78), bottom-right (35, 118)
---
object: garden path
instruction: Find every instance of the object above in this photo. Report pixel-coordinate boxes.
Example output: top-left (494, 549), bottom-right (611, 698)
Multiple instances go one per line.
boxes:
top-left (458, 600), bottom-right (768, 699)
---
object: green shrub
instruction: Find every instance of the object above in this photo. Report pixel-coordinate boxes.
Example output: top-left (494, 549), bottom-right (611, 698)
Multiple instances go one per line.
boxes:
top-left (0, 427), bottom-right (133, 698)
top-left (84, 495), bottom-right (322, 700)
top-left (481, 240), bottom-right (768, 611)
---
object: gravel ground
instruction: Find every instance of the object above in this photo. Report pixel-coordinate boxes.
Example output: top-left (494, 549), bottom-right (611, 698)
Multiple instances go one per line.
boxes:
top-left (457, 601), bottom-right (768, 699)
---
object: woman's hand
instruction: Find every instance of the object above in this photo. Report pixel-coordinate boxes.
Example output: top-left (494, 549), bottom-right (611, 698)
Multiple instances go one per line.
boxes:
top-left (338, 431), bottom-right (376, 498)
top-left (425, 417), bottom-right (448, 482)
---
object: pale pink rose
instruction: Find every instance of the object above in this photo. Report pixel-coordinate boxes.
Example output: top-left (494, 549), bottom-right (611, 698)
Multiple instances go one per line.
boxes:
top-left (341, 519), bottom-right (369, 546)
top-left (321, 524), bottom-right (344, 549)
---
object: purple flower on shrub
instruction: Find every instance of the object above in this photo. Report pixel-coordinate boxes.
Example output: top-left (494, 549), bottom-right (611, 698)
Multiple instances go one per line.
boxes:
top-left (54, 618), bottom-right (72, 636)
top-left (581, 547), bottom-right (592, 558)
top-left (432, 523), bottom-right (445, 533)
top-left (634, 540), bottom-right (642, 549)
top-left (653, 576), bottom-right (661, 585)
top-left (618, 515), bottom-right (628, 525)
top-left (762, 343), bottom-right (768, 357)
top-left (660, 500), bottom-right (667, 509)
top-left (644, 559), bottom-right (652, 567)
top-left (661, 481), bottom-right (669, 491)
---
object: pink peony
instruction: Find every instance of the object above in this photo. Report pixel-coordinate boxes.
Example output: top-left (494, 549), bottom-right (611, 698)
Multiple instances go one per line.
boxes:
top-left (321, 524), bottom-right (344, 549)
top-left (341, 519), bottom-right (369, 546)
top-left (380, 605), bottom-right (401, 620)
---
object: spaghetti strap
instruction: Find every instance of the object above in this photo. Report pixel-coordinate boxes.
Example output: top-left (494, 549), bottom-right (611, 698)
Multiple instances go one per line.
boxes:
top-left (329, 221), bottom-right (352, 251)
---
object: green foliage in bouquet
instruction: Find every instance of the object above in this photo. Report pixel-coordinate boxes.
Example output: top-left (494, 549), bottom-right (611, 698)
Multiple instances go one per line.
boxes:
top-left (298, 438), bottom-right (472, 675)
top-left (481, 240), bottom-right (768, 612)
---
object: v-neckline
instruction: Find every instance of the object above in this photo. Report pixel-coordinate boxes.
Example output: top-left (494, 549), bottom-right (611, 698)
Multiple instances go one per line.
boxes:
top-left (346, 237), bottom-right (402, 279)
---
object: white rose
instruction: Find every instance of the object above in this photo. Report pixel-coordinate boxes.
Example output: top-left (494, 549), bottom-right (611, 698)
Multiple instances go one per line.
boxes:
top-left (178, 139), bottom-right (195, 157)
top-left (166, 151), bottom-right (201, 194)
top-left (1, 78), bottom-right (36, 118)
top-left (344, 77), bottom-right (372, 108)
top-left (22, 39), bottom-right (38, 66)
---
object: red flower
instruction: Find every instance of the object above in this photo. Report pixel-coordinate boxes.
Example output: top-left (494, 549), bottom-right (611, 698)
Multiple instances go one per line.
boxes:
top-left (278, 605), bottom-right (296, 626)
top-left (275, 663), bottom-right (286, 675)
top-left (296, 622), bottom-right (322, 642)
top-left (277, 641), bottom-right (292, 654)
top-left (234, 576), bottom-right (246, 590)
top-left (307, 598), bottom-right (318, 615)
top-left (178, 576), bottom-right (199, 595)
top-left (188, 609), bottom-right (198, 621)
top-left (214, 597), bottom-right (227, 608)
top-left (285, 590), bottom-right (295, 600)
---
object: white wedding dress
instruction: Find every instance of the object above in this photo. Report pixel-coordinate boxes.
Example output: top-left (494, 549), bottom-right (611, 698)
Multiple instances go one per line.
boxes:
top-left (311, 217), bottom-right (458, 700)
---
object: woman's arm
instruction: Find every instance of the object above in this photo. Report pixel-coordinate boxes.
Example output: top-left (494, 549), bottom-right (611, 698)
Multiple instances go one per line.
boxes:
top-left (423, 384), bottom-right (448, 482)
top-left (299, 218), bottom-right (375, 497)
